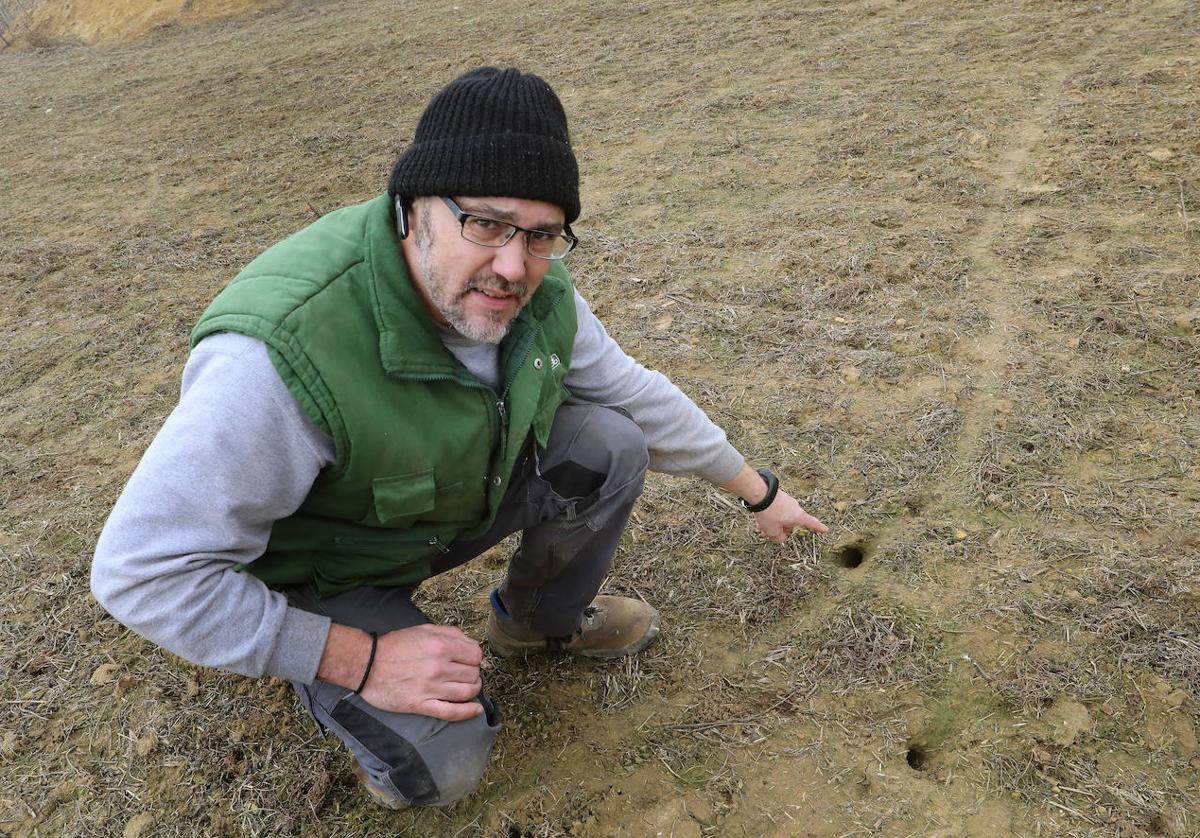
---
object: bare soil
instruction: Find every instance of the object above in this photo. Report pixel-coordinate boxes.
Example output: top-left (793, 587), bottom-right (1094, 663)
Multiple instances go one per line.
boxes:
top-left (1, 0), bottom-right (1198, 836)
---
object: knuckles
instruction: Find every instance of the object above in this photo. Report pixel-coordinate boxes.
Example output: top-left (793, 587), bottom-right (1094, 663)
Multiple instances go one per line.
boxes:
top-left (422, 634), bottom-right (483, 664)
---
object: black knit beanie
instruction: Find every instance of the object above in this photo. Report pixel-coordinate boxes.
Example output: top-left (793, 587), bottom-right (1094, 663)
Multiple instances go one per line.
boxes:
top-left (387, 67), bottom-right (580, 223)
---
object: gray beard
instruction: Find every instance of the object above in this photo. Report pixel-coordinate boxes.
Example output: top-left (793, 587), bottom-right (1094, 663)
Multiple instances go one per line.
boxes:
top-left (432, 275), bottom-right (531, 344)
top-left (443, 305), bottom-right (510, 344)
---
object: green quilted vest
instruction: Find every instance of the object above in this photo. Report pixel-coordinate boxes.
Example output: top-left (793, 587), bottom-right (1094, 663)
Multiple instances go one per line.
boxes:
top-left (190, 195), bottom-right (577, 596)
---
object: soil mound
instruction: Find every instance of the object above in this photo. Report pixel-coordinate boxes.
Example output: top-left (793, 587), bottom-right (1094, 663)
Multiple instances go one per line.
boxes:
top-left (10, 0), bottom-right (278, 45)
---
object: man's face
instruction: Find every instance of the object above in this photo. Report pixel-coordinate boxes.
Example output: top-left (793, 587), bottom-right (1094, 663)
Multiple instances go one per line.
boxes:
top-left (404, 195), bottom-right (565, 344)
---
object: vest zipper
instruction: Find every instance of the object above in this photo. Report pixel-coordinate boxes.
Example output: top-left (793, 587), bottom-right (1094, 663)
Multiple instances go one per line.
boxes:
top-left (493, 284), bottom-right (566, 439)
top-left (492, 315), bottom-right (545, 435)
top-left (397, 284), bottom-right (567, 435)
top-left (499, 289), bottom-right (563, 405)
top-left (394, 285), bottom-right (566, 475)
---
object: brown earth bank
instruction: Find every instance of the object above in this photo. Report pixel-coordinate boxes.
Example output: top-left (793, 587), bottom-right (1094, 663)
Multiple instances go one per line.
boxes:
top-left (1, 0), bottom-right (1198, 836)
top-left (3, 0), bottom-right (278, 47)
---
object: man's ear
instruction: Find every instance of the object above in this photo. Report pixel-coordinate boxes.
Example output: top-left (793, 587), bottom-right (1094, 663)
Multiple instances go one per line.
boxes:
top-left (394, 195), bottom-right (410, 239)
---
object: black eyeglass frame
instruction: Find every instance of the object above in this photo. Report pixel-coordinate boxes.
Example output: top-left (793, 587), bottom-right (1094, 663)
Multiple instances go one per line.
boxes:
top-left (440, 196), bottom-right (578, 260)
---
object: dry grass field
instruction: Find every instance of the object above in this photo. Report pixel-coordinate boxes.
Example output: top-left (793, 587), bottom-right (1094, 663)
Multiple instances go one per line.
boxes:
top-left (1, 0), bottom-right (1198, 835)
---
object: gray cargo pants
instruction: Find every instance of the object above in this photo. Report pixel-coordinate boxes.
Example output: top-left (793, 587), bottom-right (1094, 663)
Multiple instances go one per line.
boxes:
top-left (284, 403), bottom-right (649, 806)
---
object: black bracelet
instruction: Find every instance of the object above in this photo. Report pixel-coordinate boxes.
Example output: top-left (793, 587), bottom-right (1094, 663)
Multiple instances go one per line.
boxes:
top-left (739, 467), bottom-right (780, 513)
top-left (353, 631), bottom-right (379, 695)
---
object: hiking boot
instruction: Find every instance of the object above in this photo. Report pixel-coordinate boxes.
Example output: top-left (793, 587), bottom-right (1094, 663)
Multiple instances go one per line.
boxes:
top-left (350, 757), bottom-right (407, 810)
top-left (486, 590), bottom-right (661, 659)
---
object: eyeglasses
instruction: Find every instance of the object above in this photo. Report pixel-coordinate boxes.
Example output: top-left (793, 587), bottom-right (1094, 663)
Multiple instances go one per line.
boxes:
top-left (440, 196), bottom-right (578, 260)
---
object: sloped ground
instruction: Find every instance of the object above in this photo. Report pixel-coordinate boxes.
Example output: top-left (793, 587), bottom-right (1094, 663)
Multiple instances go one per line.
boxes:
top-left (1, 0), bottom-right (1197, 835)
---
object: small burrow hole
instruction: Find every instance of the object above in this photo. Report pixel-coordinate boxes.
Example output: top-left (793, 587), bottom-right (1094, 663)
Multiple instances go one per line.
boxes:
top-left (835, 542), bottom-right (867, 569)
top-left (1021, 440), bottom-right (1037, 453)
top-left (906, 742), bottom-right (930, 771)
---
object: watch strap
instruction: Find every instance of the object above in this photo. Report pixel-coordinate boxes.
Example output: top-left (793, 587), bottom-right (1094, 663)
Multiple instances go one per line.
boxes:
top-left (739, 468), bottom-right (779, 512)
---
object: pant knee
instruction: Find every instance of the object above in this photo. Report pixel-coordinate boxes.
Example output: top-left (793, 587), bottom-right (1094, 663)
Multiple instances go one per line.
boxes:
top-left (328, 694), bottom-right (501, 807)
top-left (575, 405), bottom-right (649, 486)
top-left (606, 404), bottom-right (649, 455)
top-left (420, 721), bottom-right (494, 805)
top-left (540, 405), bottom-right (647, 504)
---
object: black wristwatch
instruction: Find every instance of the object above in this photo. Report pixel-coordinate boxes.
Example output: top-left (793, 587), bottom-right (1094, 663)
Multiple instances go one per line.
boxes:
top-left (739, 467), bottom-right (779, 512)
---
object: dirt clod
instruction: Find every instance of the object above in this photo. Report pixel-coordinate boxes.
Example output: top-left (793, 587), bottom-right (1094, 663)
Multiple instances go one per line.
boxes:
top-left (1048, 698), bottom-right (1092, 747)
top-left (134, 731), bottom-right (158, 757)
top-left (122, 813), bottom-right (153, 838)
top-left (90, 663), bottom-right (121, 686)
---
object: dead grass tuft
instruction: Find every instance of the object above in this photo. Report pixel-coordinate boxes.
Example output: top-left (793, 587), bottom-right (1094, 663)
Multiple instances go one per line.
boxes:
top-left (986, 744), bottom-right (1194, 836)
top-left (781, 595), bottom-right (947, 694)
top-left (989, 647), bottom-right (1117, 711)
top-left (1044, 550), bottom-right (1200, 695)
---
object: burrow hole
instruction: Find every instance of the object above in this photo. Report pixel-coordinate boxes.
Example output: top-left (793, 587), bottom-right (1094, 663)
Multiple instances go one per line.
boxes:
top-left (834, 541), bottom-right (868, 569)
top-left (906, 741), bottom-right (931, 771)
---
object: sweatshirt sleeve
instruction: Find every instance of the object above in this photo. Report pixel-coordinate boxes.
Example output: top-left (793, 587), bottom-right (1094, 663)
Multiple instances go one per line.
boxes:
top-left (91, 332), bottom-right (337, 684)
top-left (565, 290), bottom-right (745, 485)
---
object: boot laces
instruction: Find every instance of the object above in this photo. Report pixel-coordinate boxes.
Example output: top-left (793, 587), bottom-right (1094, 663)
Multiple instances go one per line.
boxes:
top-left (546, 604), bottom-right (609, 651)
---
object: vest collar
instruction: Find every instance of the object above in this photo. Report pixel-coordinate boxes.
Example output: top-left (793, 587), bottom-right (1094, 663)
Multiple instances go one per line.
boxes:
top-left (365, 195), bottom-right (467, 378)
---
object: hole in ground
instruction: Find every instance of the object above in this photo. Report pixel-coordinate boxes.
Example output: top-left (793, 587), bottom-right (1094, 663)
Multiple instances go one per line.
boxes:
top-left (906, 741), bottom-right (931, 771)
top-left (835, 542), bottom-right (868, 569)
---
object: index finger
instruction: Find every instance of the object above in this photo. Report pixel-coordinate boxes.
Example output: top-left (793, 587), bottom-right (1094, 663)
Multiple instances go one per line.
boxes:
top-left (798, 510), bottom-right (828, 534)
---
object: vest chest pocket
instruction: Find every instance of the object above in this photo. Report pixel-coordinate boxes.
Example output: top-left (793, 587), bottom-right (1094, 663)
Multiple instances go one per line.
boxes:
top-left (357, 468), bottom-right (463, 528)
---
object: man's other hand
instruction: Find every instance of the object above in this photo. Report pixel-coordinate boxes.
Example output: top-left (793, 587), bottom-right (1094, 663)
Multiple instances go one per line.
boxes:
top-left (319, 623), bottom-right (484, 721)
top-left (361, 625), bottom-right (484, 719)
